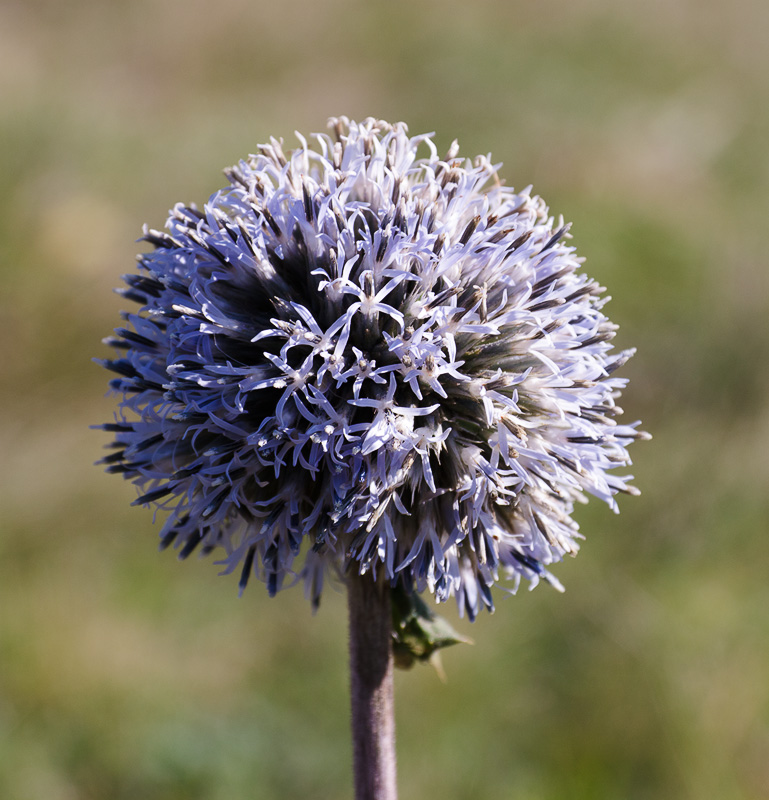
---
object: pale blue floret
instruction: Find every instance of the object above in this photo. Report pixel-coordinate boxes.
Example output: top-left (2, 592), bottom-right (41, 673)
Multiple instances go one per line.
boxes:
top-left (99, 117), bottom-right (647, 619)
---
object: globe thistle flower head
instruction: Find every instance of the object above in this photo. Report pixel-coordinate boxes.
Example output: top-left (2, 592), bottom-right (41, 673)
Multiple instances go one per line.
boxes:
top-left (99, 117), bottom-right (647, 620)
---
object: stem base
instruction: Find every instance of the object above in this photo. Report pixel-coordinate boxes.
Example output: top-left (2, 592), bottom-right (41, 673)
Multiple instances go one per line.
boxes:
top-left (347, 572), bottom-right (397, 800)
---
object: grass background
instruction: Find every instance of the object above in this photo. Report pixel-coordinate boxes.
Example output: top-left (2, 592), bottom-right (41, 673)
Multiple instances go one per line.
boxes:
top-left (2, 0), bottom-right (768, 797)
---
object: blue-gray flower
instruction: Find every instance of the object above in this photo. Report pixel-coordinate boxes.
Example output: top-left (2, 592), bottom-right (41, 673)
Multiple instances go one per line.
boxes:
top-left (98, 117), bottom-right (647, 619)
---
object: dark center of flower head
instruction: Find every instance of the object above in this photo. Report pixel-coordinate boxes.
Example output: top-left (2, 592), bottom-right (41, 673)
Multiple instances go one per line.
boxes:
top-left (99, 117), bottom-right (647, 619)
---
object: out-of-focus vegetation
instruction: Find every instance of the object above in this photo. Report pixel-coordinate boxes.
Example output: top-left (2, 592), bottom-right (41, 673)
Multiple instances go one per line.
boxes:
top-left (2, 0), bottom-right (768, 797)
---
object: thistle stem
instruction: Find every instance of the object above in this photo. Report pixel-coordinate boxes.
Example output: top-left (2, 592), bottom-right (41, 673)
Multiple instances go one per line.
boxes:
top-left (347, 571), bottom-right (398, 800)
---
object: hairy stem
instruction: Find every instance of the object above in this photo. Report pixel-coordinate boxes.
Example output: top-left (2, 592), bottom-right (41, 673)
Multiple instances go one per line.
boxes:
top-left (347, 571), bottom-right (398, 800)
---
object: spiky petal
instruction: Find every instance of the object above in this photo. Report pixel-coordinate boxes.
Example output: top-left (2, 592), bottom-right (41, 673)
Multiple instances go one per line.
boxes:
top-left (98, 117), bottom-right (647, 619)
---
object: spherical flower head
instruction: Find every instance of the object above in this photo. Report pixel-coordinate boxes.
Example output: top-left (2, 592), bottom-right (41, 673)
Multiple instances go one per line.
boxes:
top-left (98, 117), bottom-right (647, 619)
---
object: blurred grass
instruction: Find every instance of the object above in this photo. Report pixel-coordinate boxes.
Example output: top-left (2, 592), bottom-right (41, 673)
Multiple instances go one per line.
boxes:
top-left (2, 0), bottom-right (769, 798)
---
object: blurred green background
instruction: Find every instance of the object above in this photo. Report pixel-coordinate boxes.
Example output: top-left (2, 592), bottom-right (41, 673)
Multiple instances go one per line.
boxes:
top-left (2, 0), bottom-right (768, 797)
